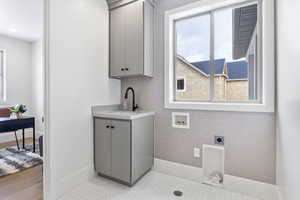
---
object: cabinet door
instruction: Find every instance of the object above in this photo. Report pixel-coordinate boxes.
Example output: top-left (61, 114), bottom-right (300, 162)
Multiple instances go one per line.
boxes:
top-left (94, 118), bottom-right (112, 176)
top-left (110, 6), bottom-right (126, 77)
top-left (143, 0), bottom-right (154, 76)
top-left (111, 120), bottom-right (131, 183)
top-left (124, 1), bottom-right (144, 76)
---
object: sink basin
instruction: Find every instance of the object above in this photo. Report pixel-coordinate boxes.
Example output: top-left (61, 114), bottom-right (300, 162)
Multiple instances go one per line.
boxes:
top-left (92, 108), bottom-right (155, 120)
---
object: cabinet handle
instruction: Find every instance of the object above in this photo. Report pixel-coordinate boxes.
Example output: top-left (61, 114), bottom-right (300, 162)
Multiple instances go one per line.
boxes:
top-left (106, 125), bottom-right (110, 129)
top-left (121, 68), bottom-right (124, 71)
top-left (125, 67), bottom-right (129, 71)
top-left (110, 126), bottom-right (115, 129)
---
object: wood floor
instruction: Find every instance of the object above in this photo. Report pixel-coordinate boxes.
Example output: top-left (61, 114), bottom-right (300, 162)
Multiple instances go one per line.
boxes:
top-left (0, 139), bottom-right (43, 200)
top-left (0, 137), bottom-right (34, 149)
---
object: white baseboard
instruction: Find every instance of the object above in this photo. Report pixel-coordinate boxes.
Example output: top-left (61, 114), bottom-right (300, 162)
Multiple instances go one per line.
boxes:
top-left (55, 165), bottom-right (94, 199)
top-left (154, 158), bottom-right (280, 200)
top-left (0, 130), bottom-right (42, 143)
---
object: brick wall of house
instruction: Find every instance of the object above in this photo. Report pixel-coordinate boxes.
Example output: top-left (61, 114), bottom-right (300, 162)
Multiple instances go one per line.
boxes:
top-left (214, 76), bottom-right (227, 101)
top-left (176, 58), bottom-right (210, 100)
top-left (175, 57), bottom-right (249, 101)
top-left (226, 80), bottom-right (249, 100)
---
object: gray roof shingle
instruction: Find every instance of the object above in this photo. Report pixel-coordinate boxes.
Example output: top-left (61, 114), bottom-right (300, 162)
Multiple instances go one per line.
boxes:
top-left (190, 59), bottom-right (248, 80)
top-left (227, 61), bottom-right (248, 80)
top-left (191, 59), bottom-right (225, 75)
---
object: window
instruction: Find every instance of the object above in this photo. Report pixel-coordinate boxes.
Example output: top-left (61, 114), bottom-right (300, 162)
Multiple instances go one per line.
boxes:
top-left (175, 3), bottom-right (258, 102)
top-left (0, 50), bottom-right (6, 103)
top-left (165, 0), bottom-right (275, 112)
top-left (176, 77), bottom-right (186, 92)
top-left (176, 14), bottom-right (210, 101)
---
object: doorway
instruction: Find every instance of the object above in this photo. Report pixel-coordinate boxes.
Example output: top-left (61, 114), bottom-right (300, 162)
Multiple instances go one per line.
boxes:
top-left (0, 0), bottom-right (45, 199)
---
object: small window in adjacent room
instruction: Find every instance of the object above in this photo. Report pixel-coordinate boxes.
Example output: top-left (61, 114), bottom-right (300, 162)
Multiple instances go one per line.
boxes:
top-left (176, 77), bottom-right (186, 92)
top-left (165, 0), bottom-right (275, 112)
top-left (0, 50), bottom-right (5, 103)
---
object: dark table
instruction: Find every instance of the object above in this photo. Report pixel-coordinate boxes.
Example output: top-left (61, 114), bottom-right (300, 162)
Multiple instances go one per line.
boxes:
top-left (0, 116), bottom-right (35, 152)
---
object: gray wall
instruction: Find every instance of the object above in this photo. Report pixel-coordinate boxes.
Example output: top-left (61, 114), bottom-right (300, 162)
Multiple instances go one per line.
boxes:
top-left (0, 34), bottom-right (33, 112)
top-left (276, 0), bottom-right (300, 199)
top-left (32, 41), bottom-right (44, 134)
top-left (121, 0), bottom-right (276, 184)
top-left (0, 35), bottom-right (44, 141)
top-left (0, 35), bottom-right (35, 142)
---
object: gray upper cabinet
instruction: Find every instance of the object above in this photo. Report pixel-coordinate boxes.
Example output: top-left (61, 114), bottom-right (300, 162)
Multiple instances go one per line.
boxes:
top-left (109, 0), bottom-right (154, 78)
top-left (110, 6), bottom-right (126, 77)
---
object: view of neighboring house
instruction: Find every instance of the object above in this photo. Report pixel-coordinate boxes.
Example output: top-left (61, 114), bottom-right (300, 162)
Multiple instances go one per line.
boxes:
top-left (176, 55), bottom-right (249, 101)
top-left (175, 3), bottom-right (257, 102)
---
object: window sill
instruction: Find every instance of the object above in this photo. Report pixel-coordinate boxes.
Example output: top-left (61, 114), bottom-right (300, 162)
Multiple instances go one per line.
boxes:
top-left (165, 101), bottom-right (274, 113)
top-left (0, 103), bottom-right (10, 108)
top-left (176, 90), bottom-right (186, 93)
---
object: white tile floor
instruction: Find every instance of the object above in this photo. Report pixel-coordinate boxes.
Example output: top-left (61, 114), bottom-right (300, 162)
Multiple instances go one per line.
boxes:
top-left (60, 171), bottom-right (261, 200)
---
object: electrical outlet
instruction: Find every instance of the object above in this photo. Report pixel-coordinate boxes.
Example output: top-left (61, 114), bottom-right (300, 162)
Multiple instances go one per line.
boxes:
top-left (193, 147), bottom-right (200, 158)
top-left (214, 136), bottom-right (225, 145)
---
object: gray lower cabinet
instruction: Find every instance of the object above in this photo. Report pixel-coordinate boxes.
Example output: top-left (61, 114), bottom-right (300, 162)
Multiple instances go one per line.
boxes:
top-left (111, 120), bottom-right (131, 182)
top-left (94, 119), bottom-right (112, 176)
top-left (94, 116), bottom-right (154, 185)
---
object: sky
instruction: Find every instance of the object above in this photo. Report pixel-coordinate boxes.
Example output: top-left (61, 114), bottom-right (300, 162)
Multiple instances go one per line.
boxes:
top-left (176, 7), bottom-right (234, 63)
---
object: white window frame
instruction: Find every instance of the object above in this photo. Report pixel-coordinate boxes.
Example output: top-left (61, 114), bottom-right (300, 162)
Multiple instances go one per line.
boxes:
top-left (176, 76), bottom-right (186, 92)
top-left (0, 49), bottom-right (6, 104)
top-left (164, 0), bottom-right (275, 112)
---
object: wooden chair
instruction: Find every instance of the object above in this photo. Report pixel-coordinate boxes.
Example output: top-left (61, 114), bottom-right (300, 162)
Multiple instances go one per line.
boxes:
top-left (0, 108), bottom-right (11, 117)
top-left (0, 108), bottom-right (20, 150)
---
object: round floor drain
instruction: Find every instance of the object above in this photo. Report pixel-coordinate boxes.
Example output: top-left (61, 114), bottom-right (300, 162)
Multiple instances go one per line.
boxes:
top-left (173, 190), bottom-right (183, 197)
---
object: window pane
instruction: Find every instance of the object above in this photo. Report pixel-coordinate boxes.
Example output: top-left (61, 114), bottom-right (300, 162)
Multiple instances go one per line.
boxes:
top-left (175, 14), bottom-right (210, 101)
top-left (214, 4), bottom-right (258, 101)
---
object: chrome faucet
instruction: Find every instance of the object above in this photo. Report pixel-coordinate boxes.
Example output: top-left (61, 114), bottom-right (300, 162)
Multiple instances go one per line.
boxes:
top-left (124, 87), bottom-right (138, 111)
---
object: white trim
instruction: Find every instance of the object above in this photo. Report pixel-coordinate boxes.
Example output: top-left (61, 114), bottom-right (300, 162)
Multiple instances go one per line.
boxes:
top-left (226, 78), bottom-right (248, 81)
top-left (164, 0), bottom-right (275, 112)
top-left (246, 25), bottom-right (257, 57)
top-left (171, 112), bottom-right (190, 129)
top-left (175, 76), bottom-right (186, 92)
top-left (0, 49), bottom-right (7, 104)
top-left (154, 158), bottom-right (280, 200)
top-left (43, 0), bottom-right (51, 199)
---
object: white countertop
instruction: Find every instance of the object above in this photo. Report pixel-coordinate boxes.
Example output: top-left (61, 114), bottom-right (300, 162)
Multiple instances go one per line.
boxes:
top-left (93, 109), bottom-right (155, 120)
